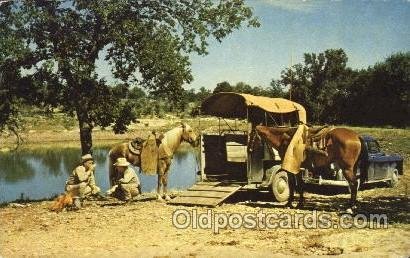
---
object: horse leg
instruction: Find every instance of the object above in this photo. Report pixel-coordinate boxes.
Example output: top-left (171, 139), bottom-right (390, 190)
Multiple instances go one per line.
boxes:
top-left (343, 168), bottom-right (358, 214)
top-left (296, 172), bottom-right (305, 208)
top-left (286, 172), bottom-right (296, 208)
top-left (156, 174), bottom-right (163, 201)
top-left (286, 173), bottom-right (305, 208)
top-left (108, 156), bottom-right (115, 187)
top-left (162, 159), bottom-right (172, 201)
top-left (156, 158), bottom-right (171, 201)
top-left (162, 172), bottom-right (171, 201)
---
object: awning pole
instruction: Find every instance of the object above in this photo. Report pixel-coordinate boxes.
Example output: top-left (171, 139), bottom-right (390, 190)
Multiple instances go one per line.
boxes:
top-left (247, 107), bottom-right (251, 184)
top-left (197, 110), bottom-right (205, 181)
top-left (198, 110), bottom-right (201, 132)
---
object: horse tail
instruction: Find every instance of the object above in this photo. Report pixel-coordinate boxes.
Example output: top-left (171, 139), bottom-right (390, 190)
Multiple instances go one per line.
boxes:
top-left (356, 136), bottom-right (367, 184)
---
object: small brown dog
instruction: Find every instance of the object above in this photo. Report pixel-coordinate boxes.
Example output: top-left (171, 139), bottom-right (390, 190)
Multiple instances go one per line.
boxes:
top-left (49, 192), bottom-right (74, 212)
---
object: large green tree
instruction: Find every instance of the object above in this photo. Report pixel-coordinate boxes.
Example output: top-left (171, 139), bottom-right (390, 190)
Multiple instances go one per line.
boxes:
top-left (368, 52), bottom-right (410, 126)
top-left (1, 0), bottom-right (259, 154)
top-left (277, 48), bottom-right (351, 123)
top-left (0, 62), bottom-right (23, 146)
top-left (213, 81), bottom-right (278, 97)
top-left (274, 50), bottom-right (409, 126)
top-left (268, 79), bottom-right (285, 98)
top-left (0, 6), bottom-right (31, 146)
top-left (342, 52), bottom-right (410, 126)
top-left (213, 81), bottom-right (233, 93)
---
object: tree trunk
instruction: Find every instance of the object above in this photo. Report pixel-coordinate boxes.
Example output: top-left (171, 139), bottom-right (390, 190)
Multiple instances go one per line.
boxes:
top-left (76, 108), bottom-right (93, 155)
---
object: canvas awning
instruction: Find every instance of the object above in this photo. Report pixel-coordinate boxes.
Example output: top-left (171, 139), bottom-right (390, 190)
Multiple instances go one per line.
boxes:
top-left (200, 92), bottom-right (306, 123)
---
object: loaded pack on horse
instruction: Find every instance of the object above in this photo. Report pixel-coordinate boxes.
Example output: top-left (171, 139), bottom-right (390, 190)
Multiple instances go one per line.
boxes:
top-left (108, 123), bottom-right (197, 201)
top-left (254, 125), bottom-right (364, 213)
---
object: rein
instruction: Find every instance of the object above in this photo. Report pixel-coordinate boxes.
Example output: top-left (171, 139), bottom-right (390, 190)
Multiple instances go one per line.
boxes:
top-left (248, 129), bottom-right (261, 152)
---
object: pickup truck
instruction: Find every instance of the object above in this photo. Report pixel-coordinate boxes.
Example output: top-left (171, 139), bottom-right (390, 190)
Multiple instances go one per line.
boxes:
top-left (302, 135), bottom-right (404, 187)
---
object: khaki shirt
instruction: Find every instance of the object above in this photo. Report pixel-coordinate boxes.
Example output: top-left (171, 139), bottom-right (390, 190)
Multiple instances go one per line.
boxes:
top-left (67, 165), bottom-right (96, 186)
top-left (118, 167), bottom-right (140, 185)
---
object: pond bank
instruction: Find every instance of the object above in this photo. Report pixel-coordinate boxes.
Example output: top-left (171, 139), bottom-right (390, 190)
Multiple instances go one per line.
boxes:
top-left (0, 144), bottom-right (198, 204)
top-left (0, 118), bottom-right (195, 147)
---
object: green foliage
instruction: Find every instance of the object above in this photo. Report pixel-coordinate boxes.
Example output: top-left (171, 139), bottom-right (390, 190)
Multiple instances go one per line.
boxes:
top-left (269, 80), bottom-right (286, 98)
top-left (357, 52), bottom-right (409, 127)
top-left (0, 4), bottom-right (29, 137)
top-left (213, 81), bottom-right (284, 97)
top-left (213, 81), bottom-right (233, 93)
top-left (276, 49), bottom-right (409, 127)
top-left (0, 62), bottom-right (25, 141)
top-left (333, 52), bottom-right (409, 127)
top-left (128, 87), bottom-right (146, 100)
top-left (112, 101), bottom-right (136, 134)
top-left (278, 48), bottom-right (350, 123)
top-left (196, 87), bottom-right (213, 102)
top-left (1, 0), bottom-right (259, 153)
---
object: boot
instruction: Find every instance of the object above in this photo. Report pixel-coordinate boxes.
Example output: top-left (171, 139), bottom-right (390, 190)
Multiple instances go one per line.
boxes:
top-left (124, 198), bottom-right (133, 205)
top-left (93, 192), bottom-right (109, 201)
top-left (72, 197), bottom-right (82, 210)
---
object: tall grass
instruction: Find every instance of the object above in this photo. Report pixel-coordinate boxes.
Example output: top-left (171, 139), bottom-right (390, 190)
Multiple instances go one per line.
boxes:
top-left (347, 126), bottom-right (410, 159)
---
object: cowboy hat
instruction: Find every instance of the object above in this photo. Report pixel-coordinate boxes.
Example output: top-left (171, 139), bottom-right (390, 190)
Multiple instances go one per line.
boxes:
top-left (114, 157), bottom-right (130, 167)
top-left (81, 154), bottom-right (93, 163)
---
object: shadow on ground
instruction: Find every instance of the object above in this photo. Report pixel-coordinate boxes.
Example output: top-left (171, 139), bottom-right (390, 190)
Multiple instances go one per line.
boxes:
top-left (225, 185), bottom-right (409, 224)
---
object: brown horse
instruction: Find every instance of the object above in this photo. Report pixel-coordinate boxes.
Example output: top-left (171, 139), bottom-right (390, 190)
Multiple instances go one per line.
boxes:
top-left (255, 125), bottom-right (363, 212)
top-left (108, 123), bottom-right (197, 201)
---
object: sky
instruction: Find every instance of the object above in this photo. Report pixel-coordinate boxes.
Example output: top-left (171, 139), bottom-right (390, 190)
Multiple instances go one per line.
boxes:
top-left (186, 0), bottom-right (410, 90)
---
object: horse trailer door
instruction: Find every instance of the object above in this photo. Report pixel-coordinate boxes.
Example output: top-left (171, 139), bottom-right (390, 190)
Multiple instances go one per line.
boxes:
top-left (247, 144), bottom-right (264, 183)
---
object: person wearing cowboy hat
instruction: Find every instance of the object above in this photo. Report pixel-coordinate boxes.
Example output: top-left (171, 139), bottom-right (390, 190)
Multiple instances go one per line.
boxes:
top-left (106, 157), bottom-right (140, 202)
top-left (65, 154), bottom-right (103, 209)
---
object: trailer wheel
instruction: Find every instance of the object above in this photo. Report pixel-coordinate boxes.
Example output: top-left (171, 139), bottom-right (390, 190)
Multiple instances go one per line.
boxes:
top-left (272, 171), bottom-right (290, 202)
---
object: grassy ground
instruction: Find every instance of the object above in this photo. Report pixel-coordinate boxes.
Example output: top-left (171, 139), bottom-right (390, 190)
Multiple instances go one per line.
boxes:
top-left (348, 126), bottom-right (410, 160)
top-left (1, 113), bottom-right (409, 158)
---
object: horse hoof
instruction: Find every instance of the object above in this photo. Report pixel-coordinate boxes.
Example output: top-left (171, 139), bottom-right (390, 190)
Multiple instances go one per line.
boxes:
top-left (156, 195), bottom-right (164, 202)
top-left (164, 195), bottom-right (171, 201)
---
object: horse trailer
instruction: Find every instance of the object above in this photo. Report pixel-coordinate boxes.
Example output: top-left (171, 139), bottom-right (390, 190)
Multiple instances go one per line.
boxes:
top-left (170, 92), bottom-right (307, 206)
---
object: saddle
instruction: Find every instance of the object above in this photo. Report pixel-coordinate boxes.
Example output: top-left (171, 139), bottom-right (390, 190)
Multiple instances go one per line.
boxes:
top-left (128, 137), bottom-right (145, 155)
top-left (129, 131), bottom-right (163, 175)
top-left (306, 125), bottom-right (334, 156)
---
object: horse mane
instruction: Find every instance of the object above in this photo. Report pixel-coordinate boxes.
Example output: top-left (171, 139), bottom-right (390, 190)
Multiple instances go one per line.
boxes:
top-left (161, 125), bottom-right (185, 154)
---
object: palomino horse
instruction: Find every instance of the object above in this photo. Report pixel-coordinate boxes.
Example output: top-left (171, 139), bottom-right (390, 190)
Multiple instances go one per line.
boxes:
top-left (254, 125), bottom-right (363, 212)
top-left (108, 123), bottom-right (197, 201)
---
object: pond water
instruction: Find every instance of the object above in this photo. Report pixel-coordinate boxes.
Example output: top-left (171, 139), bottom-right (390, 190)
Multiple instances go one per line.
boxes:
top-left (0, 145), bottom-right (199, 203)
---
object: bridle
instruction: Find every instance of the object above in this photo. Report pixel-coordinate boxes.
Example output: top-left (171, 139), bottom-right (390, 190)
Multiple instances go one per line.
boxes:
top-left (248, 128), bottom-right (261, 152)
top-left (181, 124), bottom-right (194, 144)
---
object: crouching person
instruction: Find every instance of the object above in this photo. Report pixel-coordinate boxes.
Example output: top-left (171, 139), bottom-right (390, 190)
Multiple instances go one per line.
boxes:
top-left (65, 154), bottom-right (103, 209)
top-left (107, 157), bottom-right (141, 203)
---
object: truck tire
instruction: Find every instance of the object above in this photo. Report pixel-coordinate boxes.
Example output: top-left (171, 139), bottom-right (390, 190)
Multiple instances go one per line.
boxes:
top-left (264, 165), bottom-right (282, 191)
top-left (271, 171), bottom-right (290, 202)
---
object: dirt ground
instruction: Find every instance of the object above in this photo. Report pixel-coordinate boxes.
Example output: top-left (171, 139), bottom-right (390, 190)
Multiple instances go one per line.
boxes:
top-left (1, 120), bottom-right (409, 257)
top-left (1, 171), bottom-right (409, 257)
